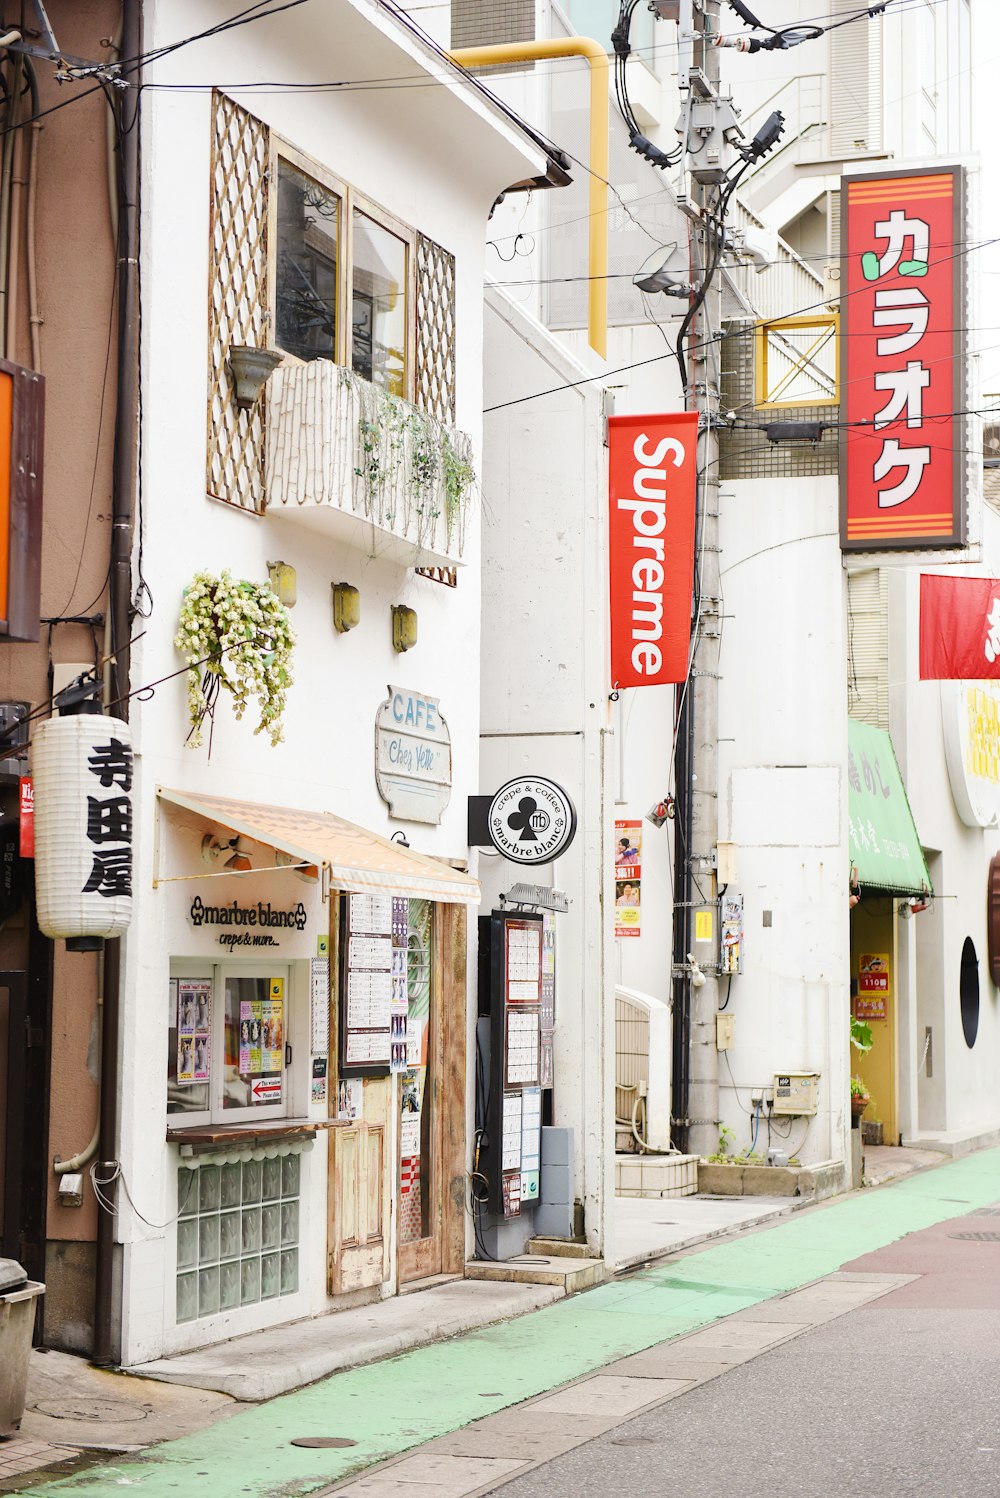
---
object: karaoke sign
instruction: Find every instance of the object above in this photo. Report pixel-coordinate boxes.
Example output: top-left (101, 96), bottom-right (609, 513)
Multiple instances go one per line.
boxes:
top-left (841, 166), bottom-right (966, 551)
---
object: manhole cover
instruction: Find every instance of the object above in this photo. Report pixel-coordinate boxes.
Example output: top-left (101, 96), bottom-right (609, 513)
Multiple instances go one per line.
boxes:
top-left (31, 1398), bottom-right (150, 1423)
top-left (289, 1437), bottom-right (357, 1449)
top-left (950, 1231), bottom-right (1000, 1241)
top-left (610, 1436), bottom-right (659, 1447)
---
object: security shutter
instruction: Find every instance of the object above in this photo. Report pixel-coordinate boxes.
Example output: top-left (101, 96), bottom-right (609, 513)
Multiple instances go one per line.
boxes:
top-left (829, 0), bottom-right (883, 156)
top-left (847, 568), bottom-right (889, 729)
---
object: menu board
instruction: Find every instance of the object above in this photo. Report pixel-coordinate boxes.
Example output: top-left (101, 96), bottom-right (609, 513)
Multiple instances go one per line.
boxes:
top-left (505, 920), bottom-right (542, 1005)
top-left (341, 893), bottom-right (410, 1076)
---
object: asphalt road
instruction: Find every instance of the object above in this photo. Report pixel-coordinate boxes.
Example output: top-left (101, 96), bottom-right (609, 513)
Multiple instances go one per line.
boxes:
top-left (483, 1209), bottom-right (1000, 1498)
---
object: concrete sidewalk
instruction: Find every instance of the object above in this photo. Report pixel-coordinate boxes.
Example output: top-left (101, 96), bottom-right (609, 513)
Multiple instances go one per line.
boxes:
top-left (0, 1144), bottom-right (949, 1491)
top-left (15, 1145), bottom-right (1000, 1498)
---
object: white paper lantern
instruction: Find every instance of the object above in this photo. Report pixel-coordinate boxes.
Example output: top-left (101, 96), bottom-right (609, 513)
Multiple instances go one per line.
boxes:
top-left (33, 714), bottom-right (134, 940)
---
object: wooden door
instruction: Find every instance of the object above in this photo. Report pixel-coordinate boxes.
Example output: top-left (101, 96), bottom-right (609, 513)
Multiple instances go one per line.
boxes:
top-left (327, 1117), bottom-right (386, 1295)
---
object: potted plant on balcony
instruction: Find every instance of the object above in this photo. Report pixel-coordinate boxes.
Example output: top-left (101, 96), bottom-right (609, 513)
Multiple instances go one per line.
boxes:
top-left (175, 569), bottom-right (295, 749)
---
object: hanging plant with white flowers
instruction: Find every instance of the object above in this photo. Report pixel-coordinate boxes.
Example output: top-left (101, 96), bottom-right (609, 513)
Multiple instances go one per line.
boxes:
top-left (175, 570), bottom-right (295, 748)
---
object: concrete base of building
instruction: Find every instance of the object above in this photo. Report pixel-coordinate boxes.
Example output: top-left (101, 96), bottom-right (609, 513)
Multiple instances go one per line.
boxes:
top-left (615, 1153), bottom-right (699, 1198)
top-left (697, 1159), bottom-right (846, 1201)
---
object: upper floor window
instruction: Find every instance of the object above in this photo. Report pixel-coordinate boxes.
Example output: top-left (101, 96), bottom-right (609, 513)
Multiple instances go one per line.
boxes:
top-left (273, 150), bottom-right (412, 400)
top-left (352, 211), bottom-right (408, 398)
top-left (275, 159), bottom-right (340, 362)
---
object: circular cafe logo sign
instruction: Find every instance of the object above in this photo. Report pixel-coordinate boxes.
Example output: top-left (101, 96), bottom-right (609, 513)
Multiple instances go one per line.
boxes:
top-left (488, 778), bottom-right (577, 865)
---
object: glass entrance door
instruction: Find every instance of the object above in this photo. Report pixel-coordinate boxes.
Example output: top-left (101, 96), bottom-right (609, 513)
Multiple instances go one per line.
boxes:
top-left (397, 899), bottom-right (442, 1282)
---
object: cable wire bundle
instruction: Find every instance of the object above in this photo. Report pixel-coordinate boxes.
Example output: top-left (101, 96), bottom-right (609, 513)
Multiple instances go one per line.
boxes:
top-left (612, 1), bottom-right (682, 170)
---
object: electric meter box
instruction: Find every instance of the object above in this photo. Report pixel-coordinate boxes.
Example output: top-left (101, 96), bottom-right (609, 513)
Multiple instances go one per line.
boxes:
top-left (772, 1071), bottom-right (819, 1116)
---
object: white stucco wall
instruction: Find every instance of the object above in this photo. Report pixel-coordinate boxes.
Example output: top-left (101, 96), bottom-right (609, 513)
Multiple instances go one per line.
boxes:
top-left (716, 474), bottom-right (851, 1168)
top-left (114, 0), bottom-right (544, 1363)
top-left (479, 285), bottom-right (614, 1253)
top-left (890, 503), bottom-right (1000, 1149)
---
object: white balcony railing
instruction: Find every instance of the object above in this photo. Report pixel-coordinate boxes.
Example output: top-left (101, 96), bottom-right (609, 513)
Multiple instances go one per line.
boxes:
top-left (265, 362), bottom-right (475, 568)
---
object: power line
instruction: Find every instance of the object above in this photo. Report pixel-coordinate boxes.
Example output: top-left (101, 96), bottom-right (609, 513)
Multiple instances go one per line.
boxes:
top-left (485, 231), bottom-right (1000, 413)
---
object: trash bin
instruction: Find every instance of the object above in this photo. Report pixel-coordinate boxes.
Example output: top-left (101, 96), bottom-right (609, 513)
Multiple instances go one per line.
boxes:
top-left (0, 1258), bottom-right (45, 1436)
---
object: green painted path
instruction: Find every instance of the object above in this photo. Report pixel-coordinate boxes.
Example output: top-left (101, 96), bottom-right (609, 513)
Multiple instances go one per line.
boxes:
top-left (37, 1149), bottom-right (1000, 1498)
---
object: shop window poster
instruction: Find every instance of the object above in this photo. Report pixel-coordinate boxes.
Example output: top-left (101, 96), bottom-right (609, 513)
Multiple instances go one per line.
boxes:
top-left (239, 996), bottom-right (284, 1075)
top-left (177, 979), bottom-right (212, 1085)
top-left (615, 819), bottom-right (642, 938)
top-left (857, 952), bottom-right (890, 1021)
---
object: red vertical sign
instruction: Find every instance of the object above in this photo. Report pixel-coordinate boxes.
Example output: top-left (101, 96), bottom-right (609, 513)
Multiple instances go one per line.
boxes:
top-left (841, 167), bottom-right (965, 550)
top-left (608, 411), bottom-right (698, 688)
top-left (19, 775), bottom-right (32, 857)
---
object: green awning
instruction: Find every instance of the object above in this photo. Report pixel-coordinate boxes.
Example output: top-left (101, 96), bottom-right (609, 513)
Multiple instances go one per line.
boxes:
top-left (848, 720), bottom-right (932, 896)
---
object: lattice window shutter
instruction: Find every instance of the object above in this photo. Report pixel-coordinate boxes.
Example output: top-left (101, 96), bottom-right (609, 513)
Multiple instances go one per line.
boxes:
top-left (414, 234), bottom-right (456, 426)
top-left (829, 0), bottom-right (883, 156)
top-left (207, 93), bottom-right (270, 514)
top-left (847, 568), bottom-right (889, 729)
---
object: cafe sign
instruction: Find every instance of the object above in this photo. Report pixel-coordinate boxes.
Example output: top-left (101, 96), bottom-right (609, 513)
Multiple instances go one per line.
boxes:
top-left (189, 895), bottom-right (307, 951)
top-left (375, 685), bottom-right (452, 825)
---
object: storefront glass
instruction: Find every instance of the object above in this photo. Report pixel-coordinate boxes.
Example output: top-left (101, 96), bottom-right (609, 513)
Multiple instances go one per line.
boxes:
top-left (399, 899), bottom-right (432, 1245)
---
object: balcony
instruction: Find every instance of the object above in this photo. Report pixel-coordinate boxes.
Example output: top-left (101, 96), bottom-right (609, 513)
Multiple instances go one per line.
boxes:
top-left (265, 362), bottom-right (475, 568)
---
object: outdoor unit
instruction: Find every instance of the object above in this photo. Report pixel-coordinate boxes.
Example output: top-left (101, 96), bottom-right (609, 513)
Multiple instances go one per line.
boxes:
top-left (772, 1072), bottom-right (819, 1116)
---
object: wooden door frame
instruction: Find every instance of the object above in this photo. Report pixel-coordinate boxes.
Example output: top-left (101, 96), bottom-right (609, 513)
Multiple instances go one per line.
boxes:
top-left (397, 900), bottom-right (466, 1284)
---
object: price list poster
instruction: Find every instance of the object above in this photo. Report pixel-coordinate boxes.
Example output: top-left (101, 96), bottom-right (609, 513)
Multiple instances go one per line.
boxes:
top-left (341, 892), bottom-right (393, 1075)
top-left (500, 919), bottom-right (542, 1216)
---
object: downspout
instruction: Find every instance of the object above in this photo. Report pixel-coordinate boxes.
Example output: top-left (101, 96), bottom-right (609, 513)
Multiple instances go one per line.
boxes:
top-left (447, 37), bottom-right (609, 360)
top-left (93, 0), bottom-right (140, 1370)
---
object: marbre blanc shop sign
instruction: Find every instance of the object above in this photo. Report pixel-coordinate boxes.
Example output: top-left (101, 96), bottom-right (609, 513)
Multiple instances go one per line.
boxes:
top-left (189, 896), bottom-right (308, 950)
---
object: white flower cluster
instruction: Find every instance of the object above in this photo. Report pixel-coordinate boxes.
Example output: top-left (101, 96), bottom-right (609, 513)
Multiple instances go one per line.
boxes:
top-left (174, 569), bottom-right (295, 748)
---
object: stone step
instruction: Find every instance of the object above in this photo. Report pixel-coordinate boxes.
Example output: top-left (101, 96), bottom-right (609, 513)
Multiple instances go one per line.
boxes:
top-left (525, 1236), bottom-right (593, 1260)
top-left (465, 1254), bottom-right (605, 1295)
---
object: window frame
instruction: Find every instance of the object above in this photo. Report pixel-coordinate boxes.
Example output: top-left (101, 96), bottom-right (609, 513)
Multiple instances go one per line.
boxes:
top-left (269, 137), bottom-right (417, 402)
top-left (168, 960), bottom-right (291, 1126)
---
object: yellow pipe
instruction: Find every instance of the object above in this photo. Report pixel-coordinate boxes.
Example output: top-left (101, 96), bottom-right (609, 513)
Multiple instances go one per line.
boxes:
top-left (448, 38), bottom-right (609, 359)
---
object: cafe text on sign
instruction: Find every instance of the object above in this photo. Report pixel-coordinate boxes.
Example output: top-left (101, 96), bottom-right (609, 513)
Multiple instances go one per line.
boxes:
top-left (608, 412), bottom-right (698, 688)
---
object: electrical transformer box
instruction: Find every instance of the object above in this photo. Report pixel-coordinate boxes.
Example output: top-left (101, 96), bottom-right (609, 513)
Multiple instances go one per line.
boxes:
top-left (772, 1071), bottom-right (819, 1116)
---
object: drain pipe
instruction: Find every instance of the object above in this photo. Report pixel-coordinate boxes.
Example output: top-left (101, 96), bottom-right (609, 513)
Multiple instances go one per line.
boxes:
top-left (93, 0), bottom-right (140, 1370)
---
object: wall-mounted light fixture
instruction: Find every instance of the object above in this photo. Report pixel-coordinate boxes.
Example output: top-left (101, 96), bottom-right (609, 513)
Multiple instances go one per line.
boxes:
top-left (275, 849), bottom-right (319, 883)
top-left (332, 582), bottom-right (361, 634)
top-left (229, 345), bottom-right (283, 410)
top-left (202, 834), bottom-right (254, 872)
top-left (392, 604), bottom-right (418, 653)
top-left (267, 560), bottom-right (297, 608)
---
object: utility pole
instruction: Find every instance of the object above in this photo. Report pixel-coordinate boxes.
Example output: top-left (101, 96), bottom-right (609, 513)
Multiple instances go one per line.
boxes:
top-left (674, 0), bottom-right (724, 1160)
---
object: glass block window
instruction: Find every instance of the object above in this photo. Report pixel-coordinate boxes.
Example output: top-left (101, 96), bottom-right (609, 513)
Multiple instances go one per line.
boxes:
top-left (175, 1150), bottom-right (301, 1324)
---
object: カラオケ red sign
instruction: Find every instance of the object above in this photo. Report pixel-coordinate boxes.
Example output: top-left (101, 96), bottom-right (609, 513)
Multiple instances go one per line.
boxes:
top-left (841, 166), bottom-right (965, 551)
top-left (608, 411), bottom-right (698, 688)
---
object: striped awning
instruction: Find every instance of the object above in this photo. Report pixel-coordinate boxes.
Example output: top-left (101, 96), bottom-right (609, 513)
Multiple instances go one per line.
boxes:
top-left (157, 787), bottom-right (479, 905)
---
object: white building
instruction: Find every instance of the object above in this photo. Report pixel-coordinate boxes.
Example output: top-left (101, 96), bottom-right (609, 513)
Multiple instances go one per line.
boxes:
top-left (105, 0), bottom-right (559, 1364)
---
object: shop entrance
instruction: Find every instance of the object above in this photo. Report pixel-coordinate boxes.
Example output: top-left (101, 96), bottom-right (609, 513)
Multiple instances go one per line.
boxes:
top-left (397, 899), bottom-right (442, 1284)
top-left (850, 899), bottom-right (897, 1144)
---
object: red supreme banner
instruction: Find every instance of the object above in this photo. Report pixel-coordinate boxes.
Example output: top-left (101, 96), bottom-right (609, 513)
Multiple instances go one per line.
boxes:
top-left (919, 574), bottom-right (1000, 679)
top-left (841, 166), bottom-right (965, 551)
top-left (608, 411), bottom-right (698, 688)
